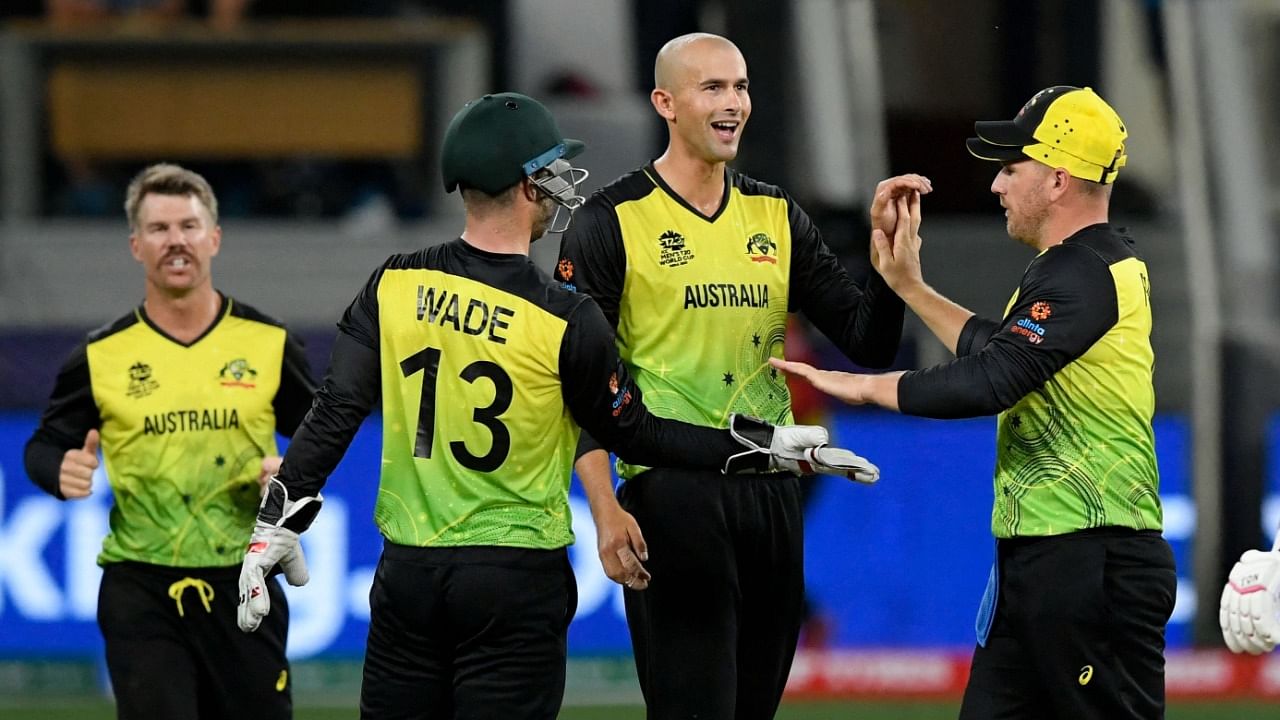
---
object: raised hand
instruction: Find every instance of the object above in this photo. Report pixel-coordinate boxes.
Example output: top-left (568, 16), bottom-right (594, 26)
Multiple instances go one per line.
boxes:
top-left (869, 173), bottom-right (932, 239)
top-left (59, 429), bottom-right (99, 499)
top-left (872, 193), bottom-right (924, 293)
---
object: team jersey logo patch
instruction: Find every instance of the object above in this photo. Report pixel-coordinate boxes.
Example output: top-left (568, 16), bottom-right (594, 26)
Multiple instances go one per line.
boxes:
top-left (555, 258), bottom-right (577, 291)
top-left (219, 358), bottom-right (258, 388)
top-left (126, 361), bottom-right (159, 398)
top-left (657, 230), bottom-right (694, 267)
top-left (608, 371), bottom-right (633, 417)
top-left (745, 232), bottom-right (777, 263)
top-left (556, 258), bottom-right (574, 281)
top-left (1030, 301), bottom-right (1052, 321)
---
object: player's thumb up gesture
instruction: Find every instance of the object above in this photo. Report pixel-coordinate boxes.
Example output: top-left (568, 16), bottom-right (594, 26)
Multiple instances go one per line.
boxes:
top-left (59, 428), bottom-right (99, 499)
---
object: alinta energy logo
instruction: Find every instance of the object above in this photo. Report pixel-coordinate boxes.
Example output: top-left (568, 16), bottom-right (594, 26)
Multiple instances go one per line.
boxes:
top-left (219, 358), bottom-right (258, 388)
top-left (1030, 301), bottom-right (1052, 322)
top-left (607, 371), bottom-right (632, 417)
top-left (745, 233), bottom-right (777, 264)
top-left (126, 361), bottom-right (159, 399)
top-left (657, 230), bottom-right (693, 268)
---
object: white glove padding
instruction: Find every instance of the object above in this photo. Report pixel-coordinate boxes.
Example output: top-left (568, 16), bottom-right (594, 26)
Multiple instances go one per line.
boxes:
top-left (723, 413), bottom-right (880, 484)
top-left (237, 524), bottom-right (306, 632)
top-left (237, 477), bottom-right (322, 633)
top-left (1219, 549), bottom-right (1280, 655)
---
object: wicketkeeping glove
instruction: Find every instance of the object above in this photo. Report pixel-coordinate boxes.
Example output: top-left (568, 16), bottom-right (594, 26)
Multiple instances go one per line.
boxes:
top-left (722, 413), bottom-right (880, 484)
top-left (1220, 540), bottom-right (1280, 655)
top-left (237, 476), bottom-right (323, 633)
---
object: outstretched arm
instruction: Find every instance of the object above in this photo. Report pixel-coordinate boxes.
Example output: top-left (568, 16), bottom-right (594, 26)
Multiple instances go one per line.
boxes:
top-left (770, 358), bottom-right (904, 412)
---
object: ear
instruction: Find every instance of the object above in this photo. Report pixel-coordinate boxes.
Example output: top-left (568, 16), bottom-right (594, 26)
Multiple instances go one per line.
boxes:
top-left (651, 88), bottom-right (675, 121)
top-left (209, 225), bottom-right (222, 258)
top-left (129, 233), bottom-right (142, 263)
top-left (1047, 168), bottom-right (1071, 201)
top-left (521, 177), bottom-right (539, 203)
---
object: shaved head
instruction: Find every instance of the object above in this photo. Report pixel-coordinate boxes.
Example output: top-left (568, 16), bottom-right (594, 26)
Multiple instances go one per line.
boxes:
top-left (654, 32), bottom-right (743, 90)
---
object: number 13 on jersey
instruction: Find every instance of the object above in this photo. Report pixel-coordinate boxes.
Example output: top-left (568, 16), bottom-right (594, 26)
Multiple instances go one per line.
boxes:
top-left (400, 346), bottom-right (513, 472)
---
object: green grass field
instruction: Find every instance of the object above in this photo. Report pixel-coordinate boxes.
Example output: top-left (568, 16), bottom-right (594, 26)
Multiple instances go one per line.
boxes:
top-left (1, 699), bottom-right (1273, 719)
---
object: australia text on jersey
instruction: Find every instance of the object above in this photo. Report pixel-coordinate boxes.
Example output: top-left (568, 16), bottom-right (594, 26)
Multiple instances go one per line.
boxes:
top-left (417, 285), bottom-right (515, 345)
top-left (683, 283), bottom-right (769, 309)
top-left (143, 408), bottom-right (241, 435)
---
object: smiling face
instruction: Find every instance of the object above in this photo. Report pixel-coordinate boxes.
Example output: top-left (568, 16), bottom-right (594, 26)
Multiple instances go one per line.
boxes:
top-left (129, 193), bottom-right (221, 298)
top-left (991, 159), bottom-right (1054, 248)
top-left (655, 36), bottom-right (751, 165)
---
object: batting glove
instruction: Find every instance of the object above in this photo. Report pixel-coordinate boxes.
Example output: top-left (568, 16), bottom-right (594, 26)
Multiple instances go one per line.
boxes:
top-left (723, 413), bottom-right (880, 484)
top-left (1220, 548), bottom-right (1280, 654)
top-left (238, 477), bottom-right (322, 633)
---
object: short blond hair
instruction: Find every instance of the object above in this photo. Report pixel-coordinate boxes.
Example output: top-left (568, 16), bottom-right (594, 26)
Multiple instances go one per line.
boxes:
top-left (124, 163), bottom-right (218, 230)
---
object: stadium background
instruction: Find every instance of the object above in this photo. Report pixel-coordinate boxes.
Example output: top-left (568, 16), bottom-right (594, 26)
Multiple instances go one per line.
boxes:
top-left (2, 0), bottom-right (1279, 717)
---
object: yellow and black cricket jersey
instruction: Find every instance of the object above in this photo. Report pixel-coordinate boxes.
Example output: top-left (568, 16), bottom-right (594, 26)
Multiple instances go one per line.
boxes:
top-left (25, 295), bottom-right (315, 567)
top-left (899, 224), bottom-right (1162, 537)
top-left (556, 163), bottom-right (904, 479)
top-left (274, 239), bottom-right (741, 550)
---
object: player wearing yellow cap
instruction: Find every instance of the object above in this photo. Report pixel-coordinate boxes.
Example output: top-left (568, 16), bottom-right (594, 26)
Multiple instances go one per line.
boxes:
top-left (774, 86), bottom-right (1176, 720)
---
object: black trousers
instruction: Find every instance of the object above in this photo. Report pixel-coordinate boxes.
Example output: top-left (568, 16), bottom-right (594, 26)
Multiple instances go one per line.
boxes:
top-left (98, 561), bottom-right (291, 720)
top-left (959, 529), bottom-right (1177, 720)
top-left (359, 543), bottom-right (578, 720)
top-left (618, 468), bottom-right (805, 720)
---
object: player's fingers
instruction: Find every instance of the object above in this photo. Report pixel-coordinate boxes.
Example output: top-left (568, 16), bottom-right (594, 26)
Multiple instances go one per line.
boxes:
top-left (1221, 598), bottom-right (1245, 653)
top-left (597, 539), bottom-right (626, 581)
top-left (61, 457), bottom-right (96, 480)
top-left (768, 357), bottom-right (814, 379)
top-left (880, 174), bottom-right (933, 198)
top-left (871, 229), bottom-right (892, 265)
top-left (1248, 593), bottom-right (1274, 652)
top-left (61, 473), bottom-right (92, 492)
top-left (260, 456), bottom-right (282, 488)
top-left (242, 571), bottom-right (271, 632)
top-left (82, 428), bottom-right (100, 454)
top-left (65, 449), bottom-right (99, 473)
top-left (1237, 594), bottom-right (1256, 642)
top-left (614, 547), bottom-right (651, 588)
top-left (626, 522), bottom-right (649, 562)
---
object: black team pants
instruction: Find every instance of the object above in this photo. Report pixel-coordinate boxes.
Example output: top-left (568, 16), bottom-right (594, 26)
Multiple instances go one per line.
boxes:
top-left (619, 467), bottom-right (806, 720)
top-left (959, 528), bottom-right (1177, 720)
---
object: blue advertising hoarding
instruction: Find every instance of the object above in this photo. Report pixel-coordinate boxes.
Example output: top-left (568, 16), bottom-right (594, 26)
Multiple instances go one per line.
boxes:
top-left (0, 410), bottom-right (1201, 659)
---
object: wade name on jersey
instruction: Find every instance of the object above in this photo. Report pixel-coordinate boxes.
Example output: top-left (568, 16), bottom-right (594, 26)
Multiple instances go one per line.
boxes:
top-left (417, 285), bottom-right (516, 345)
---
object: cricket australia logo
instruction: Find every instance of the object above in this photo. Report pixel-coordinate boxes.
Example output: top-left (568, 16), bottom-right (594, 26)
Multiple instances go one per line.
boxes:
top-left (657, 230), bottom-right (694, 267)
top-left (219, 358), bottom-right (258, 388)
top-left (126, 361), bottom-right (159, 399)
top-left (745, 233), bottom-right (777, 264)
